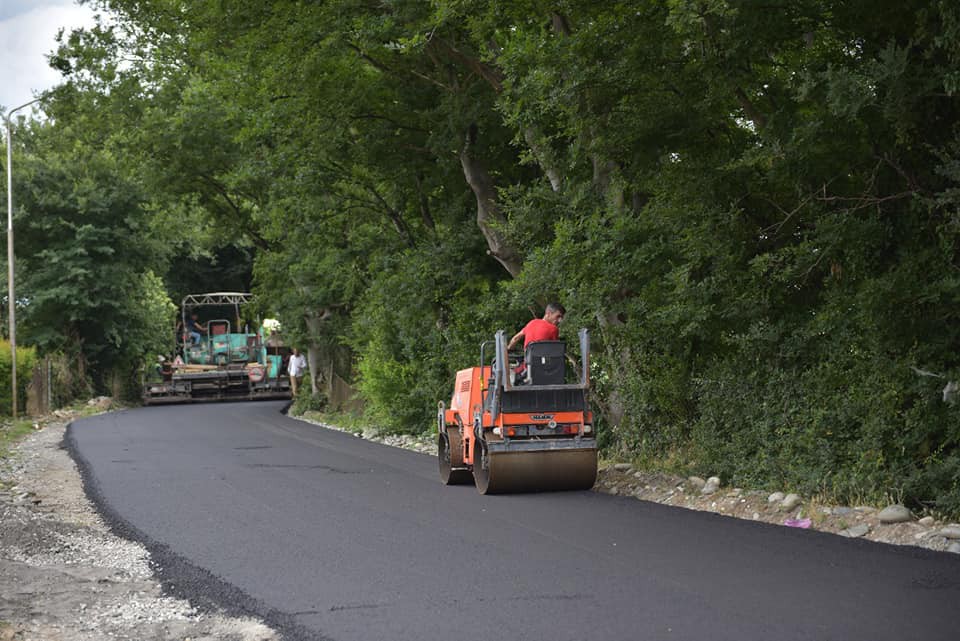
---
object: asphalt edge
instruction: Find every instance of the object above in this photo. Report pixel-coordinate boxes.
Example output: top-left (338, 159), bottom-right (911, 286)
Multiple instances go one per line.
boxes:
top-left (63, 416), bottom-right (331, 641)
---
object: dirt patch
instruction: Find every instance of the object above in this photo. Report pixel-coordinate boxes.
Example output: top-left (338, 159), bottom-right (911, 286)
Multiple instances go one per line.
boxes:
top-left (0, 412), bottom-right (279, 641)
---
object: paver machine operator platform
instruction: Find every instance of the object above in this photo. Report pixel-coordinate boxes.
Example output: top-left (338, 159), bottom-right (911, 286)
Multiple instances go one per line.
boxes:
top-left (437, 328), bottom-right (597, 494)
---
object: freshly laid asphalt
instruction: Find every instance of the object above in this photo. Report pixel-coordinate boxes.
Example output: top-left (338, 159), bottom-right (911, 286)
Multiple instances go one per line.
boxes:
top-left (67, 401), bottom-right (960, 641)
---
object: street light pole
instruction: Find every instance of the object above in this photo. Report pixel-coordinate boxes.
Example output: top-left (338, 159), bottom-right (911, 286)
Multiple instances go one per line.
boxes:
top-left (3, 97), bottom-right (44, 418)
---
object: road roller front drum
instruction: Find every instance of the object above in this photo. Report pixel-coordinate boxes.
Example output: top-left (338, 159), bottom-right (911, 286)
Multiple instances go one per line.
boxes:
top-left (472, 437), bottom-right (598, 495)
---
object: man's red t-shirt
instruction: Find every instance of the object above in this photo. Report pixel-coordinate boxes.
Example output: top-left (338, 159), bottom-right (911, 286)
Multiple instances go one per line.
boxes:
top-left (521, 318), bottom-right (559, 348)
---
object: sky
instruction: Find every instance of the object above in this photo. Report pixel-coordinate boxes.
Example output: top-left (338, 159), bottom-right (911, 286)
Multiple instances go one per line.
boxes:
top-left (0, 0), bottom-right (98, 114)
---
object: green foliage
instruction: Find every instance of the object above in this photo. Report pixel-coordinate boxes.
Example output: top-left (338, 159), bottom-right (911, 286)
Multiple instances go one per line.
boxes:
top-left (350, 241), bottom-right (500, 434)
top-left (290, 390), bottom-right (329, 417)
top-left (0, 419), bottom-right (36, 461)
top-left (26, 0), bottom-right (960, 516)
top-left (5, 112), bottom-right (175, 397)
top-left (0, 342), bottom-right (37, 417)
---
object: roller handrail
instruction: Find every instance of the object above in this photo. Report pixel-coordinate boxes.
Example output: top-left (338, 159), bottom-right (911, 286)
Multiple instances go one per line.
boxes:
top-left (484, 327), bottom-right (591, 421)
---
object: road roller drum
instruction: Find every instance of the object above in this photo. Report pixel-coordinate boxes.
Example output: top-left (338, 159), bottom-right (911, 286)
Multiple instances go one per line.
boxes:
top-left (473, 440), bottom-right (598, 494)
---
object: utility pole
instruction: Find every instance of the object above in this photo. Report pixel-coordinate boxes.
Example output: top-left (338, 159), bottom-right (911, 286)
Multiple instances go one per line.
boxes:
top-left (3, 96), bottom-right (45, 418)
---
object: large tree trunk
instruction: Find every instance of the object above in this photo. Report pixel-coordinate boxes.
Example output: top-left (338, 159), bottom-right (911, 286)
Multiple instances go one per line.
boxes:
top-left (459, 124), bottom-right (523, 277)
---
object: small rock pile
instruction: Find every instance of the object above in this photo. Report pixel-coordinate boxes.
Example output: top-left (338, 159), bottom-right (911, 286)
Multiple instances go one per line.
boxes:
top-left (296, 413), bottom-right (436, 455)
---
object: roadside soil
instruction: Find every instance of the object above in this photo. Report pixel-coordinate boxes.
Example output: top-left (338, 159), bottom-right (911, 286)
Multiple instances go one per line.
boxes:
top-left (2, 404), bottom-right (957, 641)
top-left (0, 406), bottom-right (279, 641)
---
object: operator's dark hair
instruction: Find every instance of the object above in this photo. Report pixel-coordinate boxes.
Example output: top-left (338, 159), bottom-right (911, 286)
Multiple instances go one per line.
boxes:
top-left (545, 302), bottom-right (566, 315)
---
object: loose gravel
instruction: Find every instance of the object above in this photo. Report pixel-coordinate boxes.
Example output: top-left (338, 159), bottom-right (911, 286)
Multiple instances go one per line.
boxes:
top-left (0, 412), bottom-right (279, 641)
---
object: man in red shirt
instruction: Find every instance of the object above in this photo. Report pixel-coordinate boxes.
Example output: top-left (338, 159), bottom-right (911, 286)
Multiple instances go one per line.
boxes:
top-left (507, 302), bottom-right (565, 351)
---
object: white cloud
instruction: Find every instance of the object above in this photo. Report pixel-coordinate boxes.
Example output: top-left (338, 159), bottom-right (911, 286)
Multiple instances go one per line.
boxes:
top-left (0, 1), bottom-right (97, 112)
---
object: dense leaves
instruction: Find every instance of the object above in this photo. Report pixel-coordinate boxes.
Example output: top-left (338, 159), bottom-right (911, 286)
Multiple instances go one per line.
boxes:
top-left (4, 0), bottom-right (959, 513)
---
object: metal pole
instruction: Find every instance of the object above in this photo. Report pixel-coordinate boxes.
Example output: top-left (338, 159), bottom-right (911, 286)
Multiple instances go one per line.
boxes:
top-left (3, 96), bottom-right (44, 418)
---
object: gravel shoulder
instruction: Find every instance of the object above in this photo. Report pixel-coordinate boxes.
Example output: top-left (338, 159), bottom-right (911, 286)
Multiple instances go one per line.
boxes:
top-left (0, 409), bottom-right (279, 641)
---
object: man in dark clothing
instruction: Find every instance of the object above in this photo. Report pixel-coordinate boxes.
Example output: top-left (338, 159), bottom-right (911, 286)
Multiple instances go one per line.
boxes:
top-left (185, 313), bottom-right (206, 345)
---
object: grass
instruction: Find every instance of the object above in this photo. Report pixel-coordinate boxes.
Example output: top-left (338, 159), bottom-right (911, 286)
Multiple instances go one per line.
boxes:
top-left (0, 419), bottom-right (35, 460)
top-left (0, 418), bottom-right (35, 492)
top-left (0, 399), bottom-right (112, 462)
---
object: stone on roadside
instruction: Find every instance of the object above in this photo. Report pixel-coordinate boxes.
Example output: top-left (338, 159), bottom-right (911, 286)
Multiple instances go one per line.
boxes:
top-left (687, 476), bottom-right (706, 490)
top-left (878, 504), bottom-right (913, 524)
top-left (840, 524), bottom-right (870, 538)
top-left (780, 493), bottom-right (802, 511)
top-left (613, 463), bottom-right (632, 472)
top-left (768, 492), bottom-right (785, 504)
top-left (938, 525), bottom-right (960, 540)
top-left (86, 396), bottom-right (112, 410)
top-left (948, 542), bottom-right (960, 554)
top-left (918, 516), bottom-right (935, 527)
top-left (701, 476), bottom-right (721, 495)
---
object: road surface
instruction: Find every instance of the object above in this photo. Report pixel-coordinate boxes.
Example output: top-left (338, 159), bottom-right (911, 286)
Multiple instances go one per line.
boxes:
top-left (67, 401), bottom-right (960, 641)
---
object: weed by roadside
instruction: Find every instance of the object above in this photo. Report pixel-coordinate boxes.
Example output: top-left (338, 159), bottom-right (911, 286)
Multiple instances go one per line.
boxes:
top-left (0, 397), bottom-right (116, 466)
top-left (0, 419), bottom-right (36, 460)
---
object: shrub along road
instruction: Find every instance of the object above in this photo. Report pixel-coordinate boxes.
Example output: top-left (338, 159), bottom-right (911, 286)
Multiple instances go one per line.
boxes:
top-left (68, 401), bottom-right (960, 641)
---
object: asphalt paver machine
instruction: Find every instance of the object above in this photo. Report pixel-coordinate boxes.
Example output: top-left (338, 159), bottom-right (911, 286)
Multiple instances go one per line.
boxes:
top-left (143, 292), bottom-right (291, 405)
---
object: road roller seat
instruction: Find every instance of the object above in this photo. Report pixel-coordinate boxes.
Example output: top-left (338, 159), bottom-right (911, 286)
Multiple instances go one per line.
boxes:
top-left (524, 340), bottom-right (565, 385)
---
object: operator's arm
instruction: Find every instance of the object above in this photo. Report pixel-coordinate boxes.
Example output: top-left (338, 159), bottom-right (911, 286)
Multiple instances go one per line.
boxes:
top-left (507, 330), bottom-right (524, 351)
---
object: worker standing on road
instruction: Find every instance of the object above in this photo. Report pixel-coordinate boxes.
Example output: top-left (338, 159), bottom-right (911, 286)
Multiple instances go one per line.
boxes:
top-left (507, 302), bottom-right (565, 351)
top-left (288, 348), bottom-right (307, 396)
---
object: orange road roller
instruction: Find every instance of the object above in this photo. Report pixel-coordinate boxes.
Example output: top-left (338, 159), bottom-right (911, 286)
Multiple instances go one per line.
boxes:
top-left (437, 328), bottom-right (598, 494)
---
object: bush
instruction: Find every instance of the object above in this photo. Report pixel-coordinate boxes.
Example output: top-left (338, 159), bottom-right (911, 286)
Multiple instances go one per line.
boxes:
top-left (690, 324), bottom-right (960, 513)
top-left (291, 388), bottom-right (328, 416)
top-left (0, 341), bottom-right (37, 416)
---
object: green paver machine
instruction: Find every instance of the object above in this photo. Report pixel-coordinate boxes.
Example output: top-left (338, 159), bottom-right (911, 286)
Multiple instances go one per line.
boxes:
top-left (142, 292), bottom-right (291, 405)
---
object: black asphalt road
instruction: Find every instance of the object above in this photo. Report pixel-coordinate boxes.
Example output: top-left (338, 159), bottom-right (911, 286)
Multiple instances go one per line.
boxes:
top-left (68, 401), bottom-right (960, 641)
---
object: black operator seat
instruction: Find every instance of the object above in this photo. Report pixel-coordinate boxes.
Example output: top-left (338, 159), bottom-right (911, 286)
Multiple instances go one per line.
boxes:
top-left (525, 340), bottom-right (565, 385)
